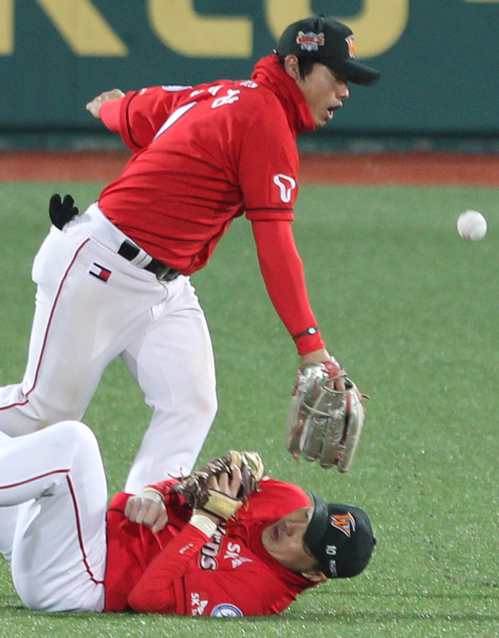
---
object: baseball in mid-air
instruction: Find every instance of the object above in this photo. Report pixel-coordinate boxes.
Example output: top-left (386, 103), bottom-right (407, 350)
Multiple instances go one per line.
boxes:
top-left (457, 210), bottom-right (487, 241)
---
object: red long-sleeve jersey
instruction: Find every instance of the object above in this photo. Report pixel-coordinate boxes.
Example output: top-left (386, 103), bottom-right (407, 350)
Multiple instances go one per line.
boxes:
top-left (104, 478), bottom-right (317, 616)
top-left (97, 54), bottom-right (325, 355)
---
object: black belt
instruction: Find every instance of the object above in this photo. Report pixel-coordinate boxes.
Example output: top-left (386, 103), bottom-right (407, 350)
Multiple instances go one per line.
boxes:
top-left (118, 240), bottom-right (180, 282)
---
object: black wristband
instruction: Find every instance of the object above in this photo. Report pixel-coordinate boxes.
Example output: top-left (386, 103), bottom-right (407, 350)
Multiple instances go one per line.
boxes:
top-left (292, 326), bottom-right (319, 340)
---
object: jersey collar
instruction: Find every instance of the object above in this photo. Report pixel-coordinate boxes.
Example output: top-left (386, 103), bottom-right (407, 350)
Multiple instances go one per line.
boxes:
top-left (251, 54), bottom-right (316, 136)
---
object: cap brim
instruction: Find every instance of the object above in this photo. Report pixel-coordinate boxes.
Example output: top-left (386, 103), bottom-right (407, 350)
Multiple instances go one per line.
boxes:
top-left (324, 58), bottom-right (381, 86)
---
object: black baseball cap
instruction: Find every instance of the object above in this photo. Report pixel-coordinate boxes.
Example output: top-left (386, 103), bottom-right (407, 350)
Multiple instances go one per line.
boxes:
top-left (304, 493), bottom-right (376, 578)
top-left (275, 16), bottom-right (380, 86)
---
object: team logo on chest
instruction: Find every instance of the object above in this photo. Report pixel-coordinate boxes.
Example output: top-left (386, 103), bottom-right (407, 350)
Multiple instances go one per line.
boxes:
top-left (190, 592), bottom-right (209, 616)
top-left (224, 542), bottom-right (253, 569)
top-left (199, 531), bottom-right (253, 570)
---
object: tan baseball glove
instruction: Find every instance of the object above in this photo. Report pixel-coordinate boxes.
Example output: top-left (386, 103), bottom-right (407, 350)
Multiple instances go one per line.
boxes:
top-left (286, 362), bottom-right (367, 472)
top-left (171, 450), bottom-right (265, 520)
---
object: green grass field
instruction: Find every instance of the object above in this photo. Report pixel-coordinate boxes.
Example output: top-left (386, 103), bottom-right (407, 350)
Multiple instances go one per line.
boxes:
top-left (0, 182), bottom-right (498, 637)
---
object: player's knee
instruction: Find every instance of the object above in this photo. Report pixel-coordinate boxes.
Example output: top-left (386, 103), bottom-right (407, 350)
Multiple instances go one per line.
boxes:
top-left (48, 419), bottom-right (93, 439)
top-left (29, 421), bottom-right (97, 466)
top-left (49, 420), bottom-right (99, 453)
top-left (186, 394), bottom-right (218, 429)
top-left (188, 381), bottom-right (218, 422)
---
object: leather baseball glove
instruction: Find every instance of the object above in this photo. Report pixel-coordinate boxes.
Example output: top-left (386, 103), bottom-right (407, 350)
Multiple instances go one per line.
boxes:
top-left (171, 451), bottom-right (264, 520)
top-left (286, 362), bottom-right (367, 472)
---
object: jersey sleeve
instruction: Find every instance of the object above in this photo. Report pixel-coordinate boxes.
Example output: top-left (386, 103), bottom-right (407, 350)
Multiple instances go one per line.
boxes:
top-left (99, 99), bottom-right (121, 133)
top-left (179, 561), bottom-right (294, 617)
top-left (116, 86), bottom-right (193, 152)
top-left (145, 477), bottom-right (189, 509)
top-left (238, 97), bottom-right (298, 221)
top-left (252, 219), bottom-right (325, 354)
top-left (127, 523), bottom-right (210, 614)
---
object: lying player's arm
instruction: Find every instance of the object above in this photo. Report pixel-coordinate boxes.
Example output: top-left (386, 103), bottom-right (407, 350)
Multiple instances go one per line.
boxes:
top-left (124, 489), bottom-right (168, 534)
top-left (128, 522), bottom-right (287, 617)
top-left (124, 478), bottom-right (189, 533)
top-left (128, 469), bottom-right (242, 614)
top-left (127, 522), bottom-right (214, 614)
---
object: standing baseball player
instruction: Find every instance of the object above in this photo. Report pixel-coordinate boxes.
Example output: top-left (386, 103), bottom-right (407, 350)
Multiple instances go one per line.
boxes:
top-left (0, 421), bottom-right (375, 616)
top-left (0, 16), bottom-right (380, 493)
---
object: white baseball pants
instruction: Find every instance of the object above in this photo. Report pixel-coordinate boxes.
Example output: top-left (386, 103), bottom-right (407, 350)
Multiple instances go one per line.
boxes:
top-left (0, 421), bottom-right (107, 612)
top-left (0, 204), bottom-right (217, 493)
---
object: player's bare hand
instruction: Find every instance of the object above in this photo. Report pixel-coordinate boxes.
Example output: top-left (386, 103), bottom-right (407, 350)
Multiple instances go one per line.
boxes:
top-left (207, 463), bottom-right (243, 499)
top-left (125, 491), bottom-right (167, 533)
top-left (327, 375), bottom-right (346, 391)
top-left (192, 464), bottom-right (244, 523)
top-left (86, 89), bottom-right (125, 119)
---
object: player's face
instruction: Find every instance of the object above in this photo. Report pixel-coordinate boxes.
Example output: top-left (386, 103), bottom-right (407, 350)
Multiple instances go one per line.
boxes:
top-left (295, 63), bottom-right (350, 127)
top-left (261, 507), bottom-right (319, 574)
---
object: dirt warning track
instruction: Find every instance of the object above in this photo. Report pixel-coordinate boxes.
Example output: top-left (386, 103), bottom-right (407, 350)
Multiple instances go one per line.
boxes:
top-left (0, 151), bottom-right (498, 186)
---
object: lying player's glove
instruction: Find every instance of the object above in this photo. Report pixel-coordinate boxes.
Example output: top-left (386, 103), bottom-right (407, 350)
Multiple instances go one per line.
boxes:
top-left (286, 362), bottom-right (367, 472)
top-left (172, 450), bottom-right (264, 520)
top-left (49, 193), bottom-right (79, 230)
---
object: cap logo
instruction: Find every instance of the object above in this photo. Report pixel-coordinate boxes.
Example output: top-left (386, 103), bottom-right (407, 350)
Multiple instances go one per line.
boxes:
top-left (330, 512), bottom-right (356, 537)
top-left (296, 31), bottom-right (325, 52)
top-left (346, 36), bottom-right (356, 58)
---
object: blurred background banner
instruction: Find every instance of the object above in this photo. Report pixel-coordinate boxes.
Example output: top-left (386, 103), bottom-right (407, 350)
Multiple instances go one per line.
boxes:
top-left (0, 0), bottom-right (498, 150)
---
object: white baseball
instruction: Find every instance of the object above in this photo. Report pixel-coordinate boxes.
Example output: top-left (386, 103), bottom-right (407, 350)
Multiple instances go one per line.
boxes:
top-left (457, 210), bottom-right (487, 241)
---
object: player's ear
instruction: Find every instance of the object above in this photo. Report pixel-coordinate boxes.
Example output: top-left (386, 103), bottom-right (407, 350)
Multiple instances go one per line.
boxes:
top-left (301, 571), bottom-right (327, 584)
top-left (283, 54), bottom-right (300, 81)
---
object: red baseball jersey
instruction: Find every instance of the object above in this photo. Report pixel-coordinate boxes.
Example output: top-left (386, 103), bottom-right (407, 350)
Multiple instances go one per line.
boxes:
top-left (99, 55), bottom-right (315, 275)
top-left (104, 478), bottom-right (316, 616)
top-left (97, 54), bottom-right (326, 354)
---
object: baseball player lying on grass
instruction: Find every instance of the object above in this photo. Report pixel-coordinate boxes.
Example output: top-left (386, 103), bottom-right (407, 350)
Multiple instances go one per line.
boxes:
top-left (0, 421), bottom-right (375, 617)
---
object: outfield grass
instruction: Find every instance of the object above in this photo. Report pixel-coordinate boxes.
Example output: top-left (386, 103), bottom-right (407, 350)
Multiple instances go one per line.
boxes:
top-left (0, 182), bottom-right (498, 637)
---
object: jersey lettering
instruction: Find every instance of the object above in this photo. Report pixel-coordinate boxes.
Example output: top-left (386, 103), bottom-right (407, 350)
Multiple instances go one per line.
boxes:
top-left (273, 174), bottom-right (297, 203)
top-left (208, 85), bottom-right (224, 96)
top-left (239, 80), bottom-right (258, 88)
top-left (199, 528), bottom-right (225, 570)
top-left (212, 89), bottom-right (241, 109)
top-left (191, 592), bottom-right (209, 616)
top-left (224, 542), bottom-right (253, 569)
top-left (200, 555), bottom-right (217, 570)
